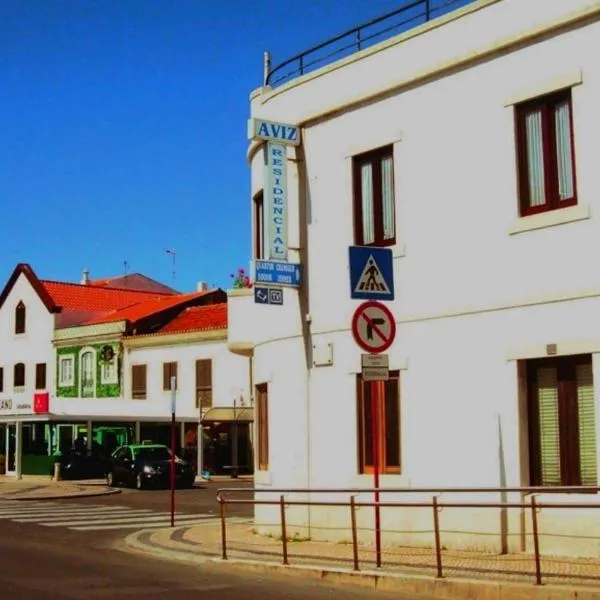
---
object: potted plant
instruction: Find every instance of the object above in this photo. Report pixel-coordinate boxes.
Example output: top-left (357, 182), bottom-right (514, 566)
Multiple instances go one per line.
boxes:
top-left (230, 268), bottom-right (253, 289)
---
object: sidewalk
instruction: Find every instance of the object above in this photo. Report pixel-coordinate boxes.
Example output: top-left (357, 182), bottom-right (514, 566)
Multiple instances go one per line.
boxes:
top-left (0, 477), bottom-right (120, 500)
top-left (124, 519), bottom-right (600, 600)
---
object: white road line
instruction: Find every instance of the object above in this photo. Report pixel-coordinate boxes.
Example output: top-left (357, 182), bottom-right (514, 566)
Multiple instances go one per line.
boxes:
top-left (40, 512), bottom-right (210, 527)
top-left (0, 507), bottom-right (136, 518)
top-left (72, 517), bottom-right (219, 531)
top-left (14, 510), bottom-right (155, 523)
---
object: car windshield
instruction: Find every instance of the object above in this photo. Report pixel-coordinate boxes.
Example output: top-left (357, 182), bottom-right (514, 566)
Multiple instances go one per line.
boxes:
top-left (134, 447), bottom-right (171, 461)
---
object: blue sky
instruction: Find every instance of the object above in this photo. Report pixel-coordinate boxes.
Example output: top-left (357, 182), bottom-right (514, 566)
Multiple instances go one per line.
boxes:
top-left (0, 0), bottom-right (471, 292)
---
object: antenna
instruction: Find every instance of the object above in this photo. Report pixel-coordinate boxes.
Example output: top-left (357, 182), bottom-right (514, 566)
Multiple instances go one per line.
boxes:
top-left (165, 248), bottom-right (176, 283)
top-left (123, 260), bottom-right (129, 277)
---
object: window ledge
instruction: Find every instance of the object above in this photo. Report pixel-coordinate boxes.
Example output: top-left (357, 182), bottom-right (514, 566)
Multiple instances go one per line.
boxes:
top-left (13, 386), bottom-right (25, 393)
top-left (255, 470), bottom-right (272, 485)
top-left (509, 204), bottom-right (590, 235)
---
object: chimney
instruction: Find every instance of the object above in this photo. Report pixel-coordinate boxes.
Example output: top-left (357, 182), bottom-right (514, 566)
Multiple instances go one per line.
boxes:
top-left (196, 281), bottom-right (208, 292)
top-left (80, 269), bottom-right (90, 285)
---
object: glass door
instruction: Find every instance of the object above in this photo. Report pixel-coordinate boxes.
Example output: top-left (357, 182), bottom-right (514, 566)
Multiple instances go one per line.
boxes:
top-left (6, 424), bottom-right (17, 475)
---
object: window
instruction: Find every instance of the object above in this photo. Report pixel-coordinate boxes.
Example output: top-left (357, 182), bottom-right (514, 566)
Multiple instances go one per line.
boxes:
top-left (515, 90), bottom-right (577, 216)
top-left (100, 349), bottom-right (118, 385)
top-left (0, 367), bottom-right (3, 392)
top-left (35, 363), bottom-right (46, 390)
top-left (256, 383), bottom-right (269, 471)
top-left (58, 355), bottom-right (75, 387)
top-left (131, 365), bottom-right (147, 400)
top-left (163, 362), bottom-right (178, 390)
top-left (356, 371), bottom-right (401, 474)
top-left (253, 190), bottom-right (265, 259)
top-left (195, 359), bottom-right (213, 409)
top-left (15, 301), bottom-right (26, 334)
top-left (14, 363), bottom-right (25, 389)
top-left (526, 354), bottom-right (597, 487)
top-left (80, 349), bottom-right (95, 397)
top-left (353, 146), bottom-right (395, 247)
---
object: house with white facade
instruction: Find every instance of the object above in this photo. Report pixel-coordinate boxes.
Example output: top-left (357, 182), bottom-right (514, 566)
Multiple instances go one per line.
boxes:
top-left (227, 0), bottom-right (600, 558)
top-left (0, 263), bottom-right (251, 478)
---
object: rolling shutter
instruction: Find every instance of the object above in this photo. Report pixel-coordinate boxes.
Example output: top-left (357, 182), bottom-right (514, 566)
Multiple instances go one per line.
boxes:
top-left (536, 367), bottom-right (561, 486)
top-left (576, 363), bottom-right (597, 486)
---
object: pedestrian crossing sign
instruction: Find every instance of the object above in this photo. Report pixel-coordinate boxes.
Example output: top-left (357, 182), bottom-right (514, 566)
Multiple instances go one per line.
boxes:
top-left (349, 246), bottom-right (395, 301)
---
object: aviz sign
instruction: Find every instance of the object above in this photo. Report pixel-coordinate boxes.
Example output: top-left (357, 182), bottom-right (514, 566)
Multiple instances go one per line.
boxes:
top-left (248, 118), bottom-right (301, 146)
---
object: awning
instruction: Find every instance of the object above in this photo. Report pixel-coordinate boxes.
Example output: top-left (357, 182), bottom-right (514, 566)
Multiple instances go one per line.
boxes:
top-left (202, 407), bottom-right (253, 423)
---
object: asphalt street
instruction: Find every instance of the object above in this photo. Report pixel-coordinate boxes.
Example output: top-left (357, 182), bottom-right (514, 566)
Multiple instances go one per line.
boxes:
top-left (0, 484), bottom-right (433, 599)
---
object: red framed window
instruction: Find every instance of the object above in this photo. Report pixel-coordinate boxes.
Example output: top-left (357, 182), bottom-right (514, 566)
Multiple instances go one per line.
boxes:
top-left (256, 383), bottom-right (269, 471)
top-left (356, 371), bottom-right (401, 474)
top-left (526, 354), bottom-right (597, 487)
top-left (515, 90), bottom-right (577, 217)
top-left (353, 146), bottom-right (396, 247)
top-left (253, 190), bottom-right (265, 259)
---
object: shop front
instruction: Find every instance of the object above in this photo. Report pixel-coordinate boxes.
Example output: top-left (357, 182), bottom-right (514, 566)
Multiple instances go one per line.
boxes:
top-left (0, 423), bottom-right (17, 476)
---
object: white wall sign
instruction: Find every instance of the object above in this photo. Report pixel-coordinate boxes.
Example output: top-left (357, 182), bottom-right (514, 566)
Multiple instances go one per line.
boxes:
top-left (266, 142), bottom-right (288, 261)
top-left (248, 118), bottom-right (301, 146)
top-left (0, 398), bottom-right (33, 415)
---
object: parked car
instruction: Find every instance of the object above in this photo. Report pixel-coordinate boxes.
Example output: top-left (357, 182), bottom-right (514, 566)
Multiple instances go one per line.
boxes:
top-left (106, 443), bottom-right (196, 490)
top-left (59, 445), bottom-right (110, 480)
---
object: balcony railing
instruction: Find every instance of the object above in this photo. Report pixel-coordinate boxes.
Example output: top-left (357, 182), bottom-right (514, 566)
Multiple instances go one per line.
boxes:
top-left (217, 485), bottom-right (600, 586)
top-left (264, 0), bottom-right (476, 87)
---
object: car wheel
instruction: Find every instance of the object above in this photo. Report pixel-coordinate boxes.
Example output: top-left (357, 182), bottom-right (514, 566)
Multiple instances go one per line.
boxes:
top-left (136, 473), bottom-right (145, 490)
top-left (107, 471), bottom-right (117, 487)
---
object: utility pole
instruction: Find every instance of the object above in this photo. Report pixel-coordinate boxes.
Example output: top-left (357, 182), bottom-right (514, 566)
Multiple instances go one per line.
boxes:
top-left (165, 248), bottom-right (176, 284)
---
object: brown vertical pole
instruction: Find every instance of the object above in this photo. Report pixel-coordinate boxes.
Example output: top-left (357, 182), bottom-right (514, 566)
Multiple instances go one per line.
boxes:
top-left (372, 380), bottom-right (382, 568)
top-left (531, 495), bottom-right (542, 585)
top-left (219, 495), bottom-right (228, 560)
top-left (350, 495), bottom-right (360, 571)
top-left (280, 495), bottom-right (289, 565)
top-left (432, 496), bottom-right (443, 578)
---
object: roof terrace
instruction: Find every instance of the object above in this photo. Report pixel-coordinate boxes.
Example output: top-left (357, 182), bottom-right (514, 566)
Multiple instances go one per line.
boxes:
top-left (264, 0), bottom-right (476, 87)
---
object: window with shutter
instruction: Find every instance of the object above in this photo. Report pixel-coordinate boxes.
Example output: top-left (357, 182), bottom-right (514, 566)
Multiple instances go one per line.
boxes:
top-left (15, 301), bottom-right (26, 335)
top-left (195, 359), bottom-right (213, 409)
top-left (163, 362), bottom-right (177, 390)
top-left (131, 364), bottom-right (147, 400)
top-left (253, 190), bottom-right (265, 260)
top-left (356, 371), bottom-right (401, 474)
top-left (14, 363), bottom-right (25, 388)
top-left (527, 355), bottom-right (597, 487)
top-left (0, 367), bottom-right (4, 392)
top-left (35, 363), bottom-right (47, 390)
top-left (256, 383), bottom-right (269, 471)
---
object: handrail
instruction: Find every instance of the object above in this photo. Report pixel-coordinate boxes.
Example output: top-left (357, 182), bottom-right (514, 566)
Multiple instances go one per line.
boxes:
top-left (216, 485), bottom-right (600, 585)
top-left (264, 0), bottom-right (476, 87)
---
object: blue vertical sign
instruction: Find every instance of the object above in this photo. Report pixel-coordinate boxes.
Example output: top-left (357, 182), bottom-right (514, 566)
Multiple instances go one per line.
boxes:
top-left (266, 142), bottom-right (288, 261)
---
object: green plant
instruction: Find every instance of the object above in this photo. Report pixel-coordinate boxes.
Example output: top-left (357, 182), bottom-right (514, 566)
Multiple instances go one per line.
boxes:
top-left (230, 268), bottom-right (252, 289)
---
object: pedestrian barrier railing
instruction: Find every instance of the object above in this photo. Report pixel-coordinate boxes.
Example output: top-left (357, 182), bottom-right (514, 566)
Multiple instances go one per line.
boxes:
top-left (216, 485), bottom-right (600, 586)
top-left (264, 0), bottom-right (476, 87)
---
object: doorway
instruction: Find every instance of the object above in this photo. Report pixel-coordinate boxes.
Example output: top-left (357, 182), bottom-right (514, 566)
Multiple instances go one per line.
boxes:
top-left (6, 423), bottom-right (17, 475)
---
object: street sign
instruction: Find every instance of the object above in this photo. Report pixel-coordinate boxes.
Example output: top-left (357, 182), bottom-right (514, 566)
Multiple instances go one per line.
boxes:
top-left (254, 286), bottom-right (284, 305)
top-left (361, 354), bottom-right (389, 381)
top-left (351, 301), bottom-right (396, 354)
top-left (255, 260), bottom-right (301, 287)
top-left (248, 118), bottom-right (301, 146)
top-left (349, 246), bottom-right (394, 301)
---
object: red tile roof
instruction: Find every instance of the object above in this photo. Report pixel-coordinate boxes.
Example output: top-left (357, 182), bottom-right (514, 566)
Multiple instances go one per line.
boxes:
top-left (41, 280), bottom-right (169, 312)
top-left (157, 303), bottom-right (227, 334)
top-left (83, 290), bottom-right (217, 325)
top-left (89, 273), bottom-right (179, 295)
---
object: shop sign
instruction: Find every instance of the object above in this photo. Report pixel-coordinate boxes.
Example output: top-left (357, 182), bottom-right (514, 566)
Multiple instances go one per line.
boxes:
top-left (0, 398), bottom-right (33, 415)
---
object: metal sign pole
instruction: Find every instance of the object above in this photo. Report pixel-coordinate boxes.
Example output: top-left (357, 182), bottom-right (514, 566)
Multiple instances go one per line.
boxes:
top-left (170, 376), bottom-right (176, 528)
top-left (372, 379), bottom-right (382, 568)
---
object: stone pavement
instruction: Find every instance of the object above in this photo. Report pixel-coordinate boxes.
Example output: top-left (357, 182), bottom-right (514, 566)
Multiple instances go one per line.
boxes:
top-left (0, 477), bottom-right (120, 500)
top-left (124, 519), bottom-right (600, 600)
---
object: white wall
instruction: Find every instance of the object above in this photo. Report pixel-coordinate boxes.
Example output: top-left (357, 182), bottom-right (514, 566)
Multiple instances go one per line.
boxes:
top-left (241, 0), bottom-right (600, 554)
top-left (0, 273), bottom-right (55, 413)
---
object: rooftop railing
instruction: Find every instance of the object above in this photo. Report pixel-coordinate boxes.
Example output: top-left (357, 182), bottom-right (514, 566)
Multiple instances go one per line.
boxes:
top-left (264, 0), bottom-right (476, 87)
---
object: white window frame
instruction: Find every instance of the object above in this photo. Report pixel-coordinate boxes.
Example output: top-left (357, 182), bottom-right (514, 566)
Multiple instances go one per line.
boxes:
top-left (58, 354), bottom-right (75, 388)
top-left (100, 347), bottom-right (119, 385)
top-left (79, 347), bottom-right (96, 398)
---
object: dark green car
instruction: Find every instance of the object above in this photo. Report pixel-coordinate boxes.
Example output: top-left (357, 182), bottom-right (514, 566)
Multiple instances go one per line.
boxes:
top-left (106, 443), bottom-right (196, 490)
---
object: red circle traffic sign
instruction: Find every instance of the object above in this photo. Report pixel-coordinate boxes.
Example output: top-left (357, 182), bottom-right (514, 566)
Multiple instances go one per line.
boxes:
top-left (351, 301), bottom-right (396, 354)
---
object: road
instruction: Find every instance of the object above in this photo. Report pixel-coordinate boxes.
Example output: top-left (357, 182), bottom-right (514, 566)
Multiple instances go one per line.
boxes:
top-left (0, 482), bottom-right (433, 599)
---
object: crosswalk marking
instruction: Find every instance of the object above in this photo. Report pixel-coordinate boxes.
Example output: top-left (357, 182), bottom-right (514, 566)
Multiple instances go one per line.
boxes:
top-left (0, 500), bottom-right (221, 532)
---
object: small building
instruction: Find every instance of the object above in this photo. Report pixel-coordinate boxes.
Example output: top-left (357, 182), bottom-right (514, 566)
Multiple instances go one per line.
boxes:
top-left (0, 263), bottom-right (251, 478)
top-left (228, 0), bottom-right (600, 558)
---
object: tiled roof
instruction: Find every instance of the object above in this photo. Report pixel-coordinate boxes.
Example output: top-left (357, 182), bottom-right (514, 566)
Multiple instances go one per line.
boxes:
top-left (83, 290), bottom-right (216, 325)
top-left (157, 303), bottom-right (227, 334)
top-left (89, 273), bottom-right (179, 295)
top-left (41, 280), bottom-right (169, 312)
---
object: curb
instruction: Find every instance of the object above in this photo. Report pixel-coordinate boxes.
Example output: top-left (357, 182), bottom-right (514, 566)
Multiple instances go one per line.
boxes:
top-left (123, 529), bottom-right (600, 600)
top-left (1, 487), bottom-right (122, 501)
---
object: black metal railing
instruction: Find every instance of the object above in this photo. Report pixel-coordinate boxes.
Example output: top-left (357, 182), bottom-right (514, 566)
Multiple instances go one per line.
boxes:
top-left (265, 0), bottom-right (476, 87)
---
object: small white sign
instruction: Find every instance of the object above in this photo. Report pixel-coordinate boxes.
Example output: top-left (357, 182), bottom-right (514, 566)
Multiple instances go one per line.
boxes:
top-left (361, 353), bottom-right (389, 381)
top-left (248, 118), bottom-right (301, 146)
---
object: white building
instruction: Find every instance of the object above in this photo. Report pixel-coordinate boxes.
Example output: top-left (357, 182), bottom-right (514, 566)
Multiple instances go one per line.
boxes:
top-left (228, 0), bottom-right (600, 557)
top-left (0, 264), bottom-right (251, 478)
